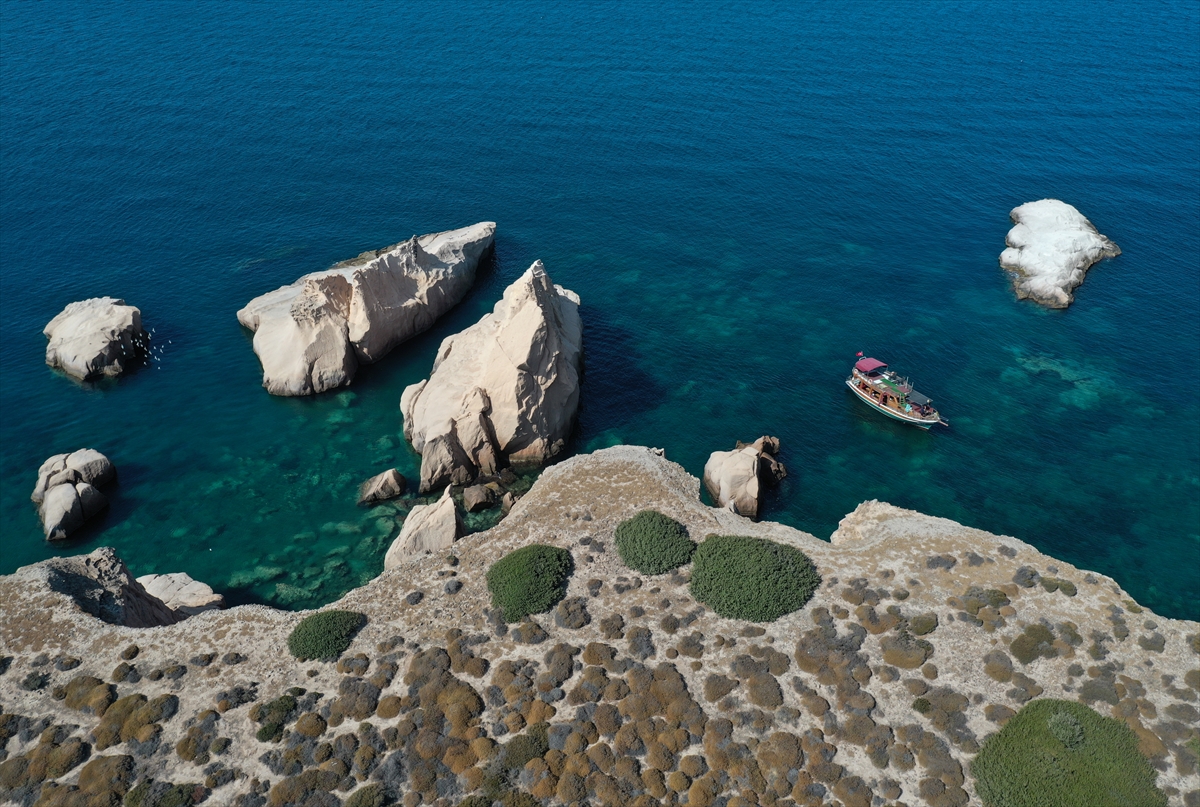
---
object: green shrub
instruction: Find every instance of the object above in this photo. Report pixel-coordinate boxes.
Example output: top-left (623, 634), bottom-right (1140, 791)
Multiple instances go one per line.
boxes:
top-left (689, 535), bottom-right (821, 622)
top-left (500, 723), bottom-right (549, 771)
top-left (971, 699), bottom-right (1166, 807)
top-left (486, 545), bottom-right (574, 623)
top-left (345, 783), bottom-right (389, 807)
top-left (614, 510), bottom-right (696, 574)
top-left (287, 610), bottom-right (366, 661)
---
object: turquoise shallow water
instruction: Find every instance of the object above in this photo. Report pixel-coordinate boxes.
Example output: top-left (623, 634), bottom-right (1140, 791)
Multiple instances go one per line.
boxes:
top-left (2, 2), bottom-right (1198, 618)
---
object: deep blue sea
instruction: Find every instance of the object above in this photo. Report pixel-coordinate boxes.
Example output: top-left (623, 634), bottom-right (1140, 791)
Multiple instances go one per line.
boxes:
top-left (2, 2), bottom-right (1198, 619)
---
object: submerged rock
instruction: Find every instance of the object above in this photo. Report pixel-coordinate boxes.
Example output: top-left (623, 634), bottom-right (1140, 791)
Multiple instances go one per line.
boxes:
top-left (43, 297), bottom-right (147, 381)
top-left (384, 488), bottom-right (462, 568)
top-left (237, 222), bottom-right (496, 396)
top-left (401, 260), bottom-right (582, 492)
top-left (999, 199), bottom-right (1120, 308)
top-left (703, 435), bottom-right (786, 520)
top-left (357, 468), bottom-right (406, 505)
top-left (33, 449), bottom-right (117, 540)
top-left (136, 572), bottom-right (224, 617)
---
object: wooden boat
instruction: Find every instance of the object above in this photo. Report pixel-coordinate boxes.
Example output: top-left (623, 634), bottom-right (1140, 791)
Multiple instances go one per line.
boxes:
top-left (846, 356), bottom-right (944, 429)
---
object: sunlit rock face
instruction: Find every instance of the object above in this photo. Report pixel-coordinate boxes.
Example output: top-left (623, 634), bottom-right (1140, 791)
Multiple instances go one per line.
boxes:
top-left (44, 297), bottom-right (147, 380)
top-left (999, 199), bottom-right (1120, 308)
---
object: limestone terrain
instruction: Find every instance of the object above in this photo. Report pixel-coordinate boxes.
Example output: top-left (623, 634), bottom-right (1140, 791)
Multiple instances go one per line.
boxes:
top-left (999, 199), bottom-right (1121, 308)
top-left (43, 297), bottom-right (148, 381)
top-left (1, 447), bottom-right (1197, 807)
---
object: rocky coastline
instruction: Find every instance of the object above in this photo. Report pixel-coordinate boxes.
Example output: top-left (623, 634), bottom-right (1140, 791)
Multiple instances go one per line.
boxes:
top-left (2, 446), bottom-right (1196, 807)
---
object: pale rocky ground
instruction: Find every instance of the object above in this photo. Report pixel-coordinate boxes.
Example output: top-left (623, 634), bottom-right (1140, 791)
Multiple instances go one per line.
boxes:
top-left (2, 446), bottom-right (1197, 807)
top-left (999, 199), bottom-right (1121, 308)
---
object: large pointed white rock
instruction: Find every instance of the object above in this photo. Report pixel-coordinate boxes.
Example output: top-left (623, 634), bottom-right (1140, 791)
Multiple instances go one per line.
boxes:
top-left (401, 260), bottom-right (582, 492)
top-left (703, 436), bottom-right (786, 520)
top-left (237, 222), bottom-right (496, 396)
top-left (999, 199), bottom-right (1120, 308)
top-left (384, 488), bottom-right (462, 569)
top-left (44, 297), bottom-right (147, 381)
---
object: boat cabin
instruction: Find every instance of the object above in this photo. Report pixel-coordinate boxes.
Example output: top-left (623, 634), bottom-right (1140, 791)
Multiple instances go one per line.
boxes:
top-left (846, 356), bottom-right (941, 427)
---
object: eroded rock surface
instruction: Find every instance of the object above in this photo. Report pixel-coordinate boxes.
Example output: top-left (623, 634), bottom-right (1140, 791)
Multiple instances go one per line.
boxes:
top-left (1, 446), bottom-right (1195, 807)
top-left (33, 449), bottom-right (117, 540)
top-left (703, 435), bottom-right (786, 519)
top-left (384, 488), bottom-right (462, 568)
top-left (357, 468), bottom-right (406, 505)
top-left (44, 297), bottom-right (147, 381)
top-left (237, 222), bottom-right (496, 396)
top-left (136, 573), bottom-right (224, 617)
top-left (999, 199), bottom-right (1120, 308)
top-left (401, 260), bottom-right (582, 492)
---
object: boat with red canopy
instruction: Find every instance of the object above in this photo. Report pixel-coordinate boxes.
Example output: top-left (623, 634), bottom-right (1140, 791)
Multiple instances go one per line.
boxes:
top-left (846, 355), bottom-right (944, 429)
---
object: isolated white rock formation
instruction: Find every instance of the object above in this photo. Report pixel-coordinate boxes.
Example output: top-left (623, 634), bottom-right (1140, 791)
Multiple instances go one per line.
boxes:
top-left (32, 449), bottom-right (117, 540)
top-left (703, 436), bottom-right (786, 520)
top-left (401, 260), bottom-right (582, 492)
top-left (358, 468), bottom-right (406, 505)
top-left (44, 297), bottom-right (147, 381)
top-left (384, 489), bottom-right (462, 569)
top-left (237, 222), bottom-right (496, 396)
top-left (999, 199), bottom-right (1120, 308)
top-left (136, 572), bottom-right (225, 617)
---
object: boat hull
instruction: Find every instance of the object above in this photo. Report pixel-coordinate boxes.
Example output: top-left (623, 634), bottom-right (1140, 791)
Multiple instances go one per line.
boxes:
top-left (845, 378), bottom-right (937, 429)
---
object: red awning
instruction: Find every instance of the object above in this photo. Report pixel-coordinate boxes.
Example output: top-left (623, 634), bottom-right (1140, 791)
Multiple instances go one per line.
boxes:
top-left (855, 357), bottom-right (887, 373)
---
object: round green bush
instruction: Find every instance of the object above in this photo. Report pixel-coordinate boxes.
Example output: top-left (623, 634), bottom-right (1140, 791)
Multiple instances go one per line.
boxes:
top-left (689, 535), bottom-right (820, 622)
top-left (486, 545), bottom-right (574, 623)
top-left (286, 610), bottom-right (366, 661)
top-left (614, 510), bottom-right (696, 575)
top-left (971, 699), bottom-right (1166, 807)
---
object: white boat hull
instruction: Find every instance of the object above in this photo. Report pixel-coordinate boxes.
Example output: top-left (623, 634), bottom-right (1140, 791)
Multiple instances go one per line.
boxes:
top-left (845, 378), bottom-right (938, 429)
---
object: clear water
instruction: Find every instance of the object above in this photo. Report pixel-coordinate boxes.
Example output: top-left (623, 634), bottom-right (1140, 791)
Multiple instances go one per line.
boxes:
top-left (2, 2), bottom-right (1197, 619)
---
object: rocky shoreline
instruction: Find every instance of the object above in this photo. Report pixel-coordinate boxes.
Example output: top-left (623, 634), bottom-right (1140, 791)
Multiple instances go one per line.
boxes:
top-left (2, 446), bottom-right (1196, 806)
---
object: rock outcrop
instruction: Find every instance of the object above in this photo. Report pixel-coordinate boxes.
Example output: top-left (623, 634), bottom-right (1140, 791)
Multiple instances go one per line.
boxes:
top-left (383, 488), bottom-right (462, 569)
top-left (401, 260), bottom-right (582, 492)
top-left (32, 449), bottom-right (117, 540)
top-left (27, 547), bottom-right (180, 627)
top-left (135, 573), bottom-right (225, 617)
top-left (999, 199), bottom-right (1120, 308)
top-left (237, 222), bottom-right (496, 396)
top-left (44, 297), bottom-right (147, 380)
top-left (703, 435), bottom-right (786, 519)
top-left (357, 469), bottom-right (406, 505)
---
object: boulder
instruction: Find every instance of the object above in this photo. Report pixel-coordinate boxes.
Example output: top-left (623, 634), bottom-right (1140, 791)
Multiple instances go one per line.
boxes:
top-left (33, 449), bottom-right (117, 540)
top-left (135, 572), bottom-right (225, 617)
top-left (237, 222), bottom-right (495, 396)
top-left (703, 436), bottom-right (787, 520)
top-left (401, 260), bottom-right (582, 492)
top-left (999, 199), bottom-right (1120, 308)
top-left (384, 489), bottom-right (462, 569)
top-left (37, 547), bottom-right (180, 627)
top-left (43, 297), bottom-right (147, 381)
top-left (463, 484), bottom-right (496, 512)
top-left (32, 449), bottom-right (116, 504)
top-left (358, 468), bottom-right (406, 505)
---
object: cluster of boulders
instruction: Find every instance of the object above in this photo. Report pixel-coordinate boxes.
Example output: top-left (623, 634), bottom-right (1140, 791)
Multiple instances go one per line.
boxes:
top-left (237, 222), bottom-right (496, 395)
top-left (703, 435), bottom-right (787, 520)
top-left (135, 572), bottom-right (225, 617)
top-left (999, 199), bottom-right (1120, 308)
top-left (32, 449), bottom-right (117, 540)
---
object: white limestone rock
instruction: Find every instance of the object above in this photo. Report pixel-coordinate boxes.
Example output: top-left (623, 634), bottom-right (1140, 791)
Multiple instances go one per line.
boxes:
top-left (33, 449), bottom-right (117, 540)
top-left (32, 547), bottom-right (180, 627)
top-left (136, 572), bottom-right (225, 617)
top-left (32, 449), bottom-right (116, 504)
top-left (401, 261), bottom-right (582, 493)
top-left (999, 199), bottom-right (1120, 308)
top-left (358, 468), bottom-right (407, 505)
top-left (44, 297), bottom-right (146, 380)
top-left (384, 489), bottom-right (462, 569)
top-left (702, 436), bottom-right (786, 520)
top-left (237, 222), bottom-right (496, 396)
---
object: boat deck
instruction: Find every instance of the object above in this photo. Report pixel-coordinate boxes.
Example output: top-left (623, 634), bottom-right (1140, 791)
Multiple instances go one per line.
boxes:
top-left (847, 368), bottom-right (940, 426)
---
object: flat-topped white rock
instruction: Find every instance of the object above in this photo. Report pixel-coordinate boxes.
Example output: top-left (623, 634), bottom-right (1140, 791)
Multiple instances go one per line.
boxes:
top-left (703, 435), bottom-right (786, 520)
top-left (401, 260), bottom-right (582, 492)
top-left (237, 222), bottom-right (496, 396)
top-left (33, 449), bottom-right (117, 540)
top-left (999, 199), bottom-right (1120, 308)
top-left (136, 572), bottom-right (225, 617)
top-left (384, 488), bottom-right (462, 568)
top-left (44, 297), bottom-right (147, 380)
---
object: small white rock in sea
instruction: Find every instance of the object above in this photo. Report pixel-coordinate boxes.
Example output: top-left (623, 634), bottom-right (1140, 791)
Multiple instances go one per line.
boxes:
top-left (999, 199), bottom-right (1120, 308)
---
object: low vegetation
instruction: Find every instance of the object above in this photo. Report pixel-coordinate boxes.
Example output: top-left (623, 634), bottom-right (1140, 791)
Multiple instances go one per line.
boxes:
top-left (614, 509), bottom-right (696, 574)
top-left (689, 535), bottom-right (820, 622)
top-left (486, 545), bottom-right (574, 623)
top-left (286, 610), bottom-right (366, 661)
top-left (970, 698), bottom-right (1166, 807)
